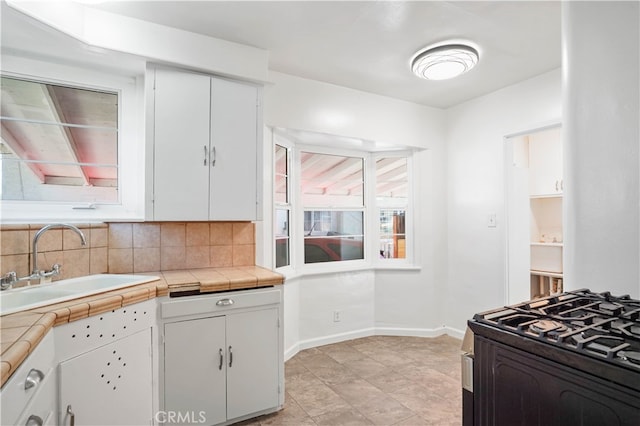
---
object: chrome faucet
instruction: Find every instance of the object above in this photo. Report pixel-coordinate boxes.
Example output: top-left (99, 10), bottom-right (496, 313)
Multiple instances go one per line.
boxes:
top-left (0, 223), bottom-right (87, 290)
top-left (31, 223), bottom-right (86, 276)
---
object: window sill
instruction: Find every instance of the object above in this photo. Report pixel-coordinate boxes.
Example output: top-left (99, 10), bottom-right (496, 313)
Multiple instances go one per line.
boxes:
top-left (277, 263), bottom-right (422, 281)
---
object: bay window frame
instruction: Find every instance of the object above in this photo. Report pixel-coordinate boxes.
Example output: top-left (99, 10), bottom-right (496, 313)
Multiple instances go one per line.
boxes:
top-left (294, 144), bottom-right (369, 273)
top-left (372, 152), bottom-right (414, 267)
top-left (273, 134), bottom-right (415, 273)
top-left (273, 141), bottom-right (293, 270)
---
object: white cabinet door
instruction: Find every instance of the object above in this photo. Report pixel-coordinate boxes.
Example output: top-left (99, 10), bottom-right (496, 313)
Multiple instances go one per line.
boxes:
top-left (164, 316), bottom-right (226, 426)
top-left (226, 308), bottom-right (279, 421)
top-left (152, 69), bottom-right (260, 221)
top-left (529, 127), bottom-right (563, 196)
top-left (210, 78), bottom-right (259, 220)
top-left (153, 68), bottom-right (211, 220)
top-left (59, 329), bottom-right (153, 426)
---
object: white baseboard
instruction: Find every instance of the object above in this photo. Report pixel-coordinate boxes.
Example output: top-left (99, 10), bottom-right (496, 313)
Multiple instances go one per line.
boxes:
top-left (284, 326), bottom-right (465, 361)
top-left (443, 326), bottom-right (467, 340)
top-left (285, 327), bottom-right (375, 361)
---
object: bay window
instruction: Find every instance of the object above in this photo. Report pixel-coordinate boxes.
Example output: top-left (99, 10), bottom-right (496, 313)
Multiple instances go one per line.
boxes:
top-left (273, 129), bottom-right (413, 270)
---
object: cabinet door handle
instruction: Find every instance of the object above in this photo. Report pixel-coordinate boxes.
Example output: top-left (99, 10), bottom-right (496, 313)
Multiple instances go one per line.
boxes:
top-left (67, 405), bottom-right (75, 426)
top-left (555, 180), bottom-right (559, 191)
top-left (24, 368), bottom-right (44, 390)
top-left (228, 346), bottom-right (233, 368)
top-left (561, 180), bottom-right (563, 191)
top-left (211, 146), bottom-right (217, 167)
top-left (203, 145), bottom-right (208, 166)
top-left (216, 298), bottom-right (234, 307)
top-left (218, 348), bottom-right (224, 370)
top-left (25, 415), bottom-right (43, 426)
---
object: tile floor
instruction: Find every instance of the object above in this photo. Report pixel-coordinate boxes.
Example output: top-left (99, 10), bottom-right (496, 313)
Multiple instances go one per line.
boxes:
top-left (240, 335), bottom-right (462, 425)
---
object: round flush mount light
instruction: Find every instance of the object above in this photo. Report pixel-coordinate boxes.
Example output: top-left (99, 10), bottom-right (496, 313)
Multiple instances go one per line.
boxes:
top-left (411, 43), bottom-right (479, 80)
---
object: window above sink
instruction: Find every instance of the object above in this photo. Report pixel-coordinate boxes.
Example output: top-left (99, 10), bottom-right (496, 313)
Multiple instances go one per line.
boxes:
top-left (1, 76), bottom-right (119, 204)
top-left (0, 54), bottom-right (145, 222)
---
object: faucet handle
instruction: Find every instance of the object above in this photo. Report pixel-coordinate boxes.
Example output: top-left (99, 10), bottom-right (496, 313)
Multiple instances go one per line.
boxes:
top-left (1, 272), bottom-right (17, 290)
top-left (41, 264), bottom-right (61, 278)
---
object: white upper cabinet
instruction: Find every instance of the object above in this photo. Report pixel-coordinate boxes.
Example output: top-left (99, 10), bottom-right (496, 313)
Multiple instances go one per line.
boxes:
top-left (528, 126), bottom-right (563, 197)
top-left (149, 67), bottom-right (261, 221)
top-left (210, 78), bottom-right (259, 220)
top-left (152, 68), bottom-right (211, 220)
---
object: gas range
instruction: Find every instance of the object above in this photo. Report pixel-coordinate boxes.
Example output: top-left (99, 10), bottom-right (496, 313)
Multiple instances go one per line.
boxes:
top-left (465, 289), bottom-right (640, 426)
top-left (472, 288), bottom-right (640, 373)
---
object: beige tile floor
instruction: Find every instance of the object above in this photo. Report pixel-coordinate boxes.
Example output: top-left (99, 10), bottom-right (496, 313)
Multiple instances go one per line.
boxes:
top-left (240, 335), bottom-right (462, 426)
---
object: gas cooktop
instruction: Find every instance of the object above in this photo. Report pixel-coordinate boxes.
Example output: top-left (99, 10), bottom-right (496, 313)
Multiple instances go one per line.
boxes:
top-left (472, 289), bottom-right (640, 372)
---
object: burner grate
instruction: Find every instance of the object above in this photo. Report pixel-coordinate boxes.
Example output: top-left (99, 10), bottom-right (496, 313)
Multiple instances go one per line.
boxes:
top-left (473, 289), bottom-right (640, 371)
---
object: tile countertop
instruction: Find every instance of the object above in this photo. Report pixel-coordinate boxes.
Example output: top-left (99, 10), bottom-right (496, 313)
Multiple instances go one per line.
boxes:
top-left (0, 266), bottom-right (284, 387)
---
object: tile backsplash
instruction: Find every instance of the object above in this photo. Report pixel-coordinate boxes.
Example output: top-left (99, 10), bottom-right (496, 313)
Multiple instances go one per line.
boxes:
top-left (0, 222), bottom-right (255, 282)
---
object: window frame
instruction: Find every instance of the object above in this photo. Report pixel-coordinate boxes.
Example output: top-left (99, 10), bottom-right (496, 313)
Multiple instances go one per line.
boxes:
top-left (273, 134), bottom-right (415, 273)
top-left (372, 153), bottom-right (414, 267)
top-left (0, 54), bottom-right (144, 223)
top-left (295, 144), bottom-right (369, 273)
top-left (274, 142), bottom-right (292, 269)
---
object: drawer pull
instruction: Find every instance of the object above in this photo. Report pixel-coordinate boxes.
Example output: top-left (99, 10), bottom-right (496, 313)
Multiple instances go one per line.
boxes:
top-left (67, 405), bottom-right (75, 426)
top-left (24, 369), bottom-right (44, 390)
top-left (216, 298), bottom-right (234, 307)
top-left (25, 415), bottom-right (43, 426)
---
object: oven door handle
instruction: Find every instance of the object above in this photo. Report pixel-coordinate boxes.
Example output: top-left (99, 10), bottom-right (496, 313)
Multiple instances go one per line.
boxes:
top-left (461, 353), bottom-right (474, 392)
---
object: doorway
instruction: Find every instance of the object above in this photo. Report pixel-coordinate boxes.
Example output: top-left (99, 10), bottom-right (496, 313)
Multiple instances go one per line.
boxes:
top-left (505, 124), bottom-right (563, 304)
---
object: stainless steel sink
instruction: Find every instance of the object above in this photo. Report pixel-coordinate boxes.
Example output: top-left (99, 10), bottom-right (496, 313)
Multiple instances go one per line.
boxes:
top-left (0, 274), bottom-right (158, 316)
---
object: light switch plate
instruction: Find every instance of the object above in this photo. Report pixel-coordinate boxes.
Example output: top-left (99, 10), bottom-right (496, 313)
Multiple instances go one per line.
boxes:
top-left (487, 213), bottom-right (497, 228)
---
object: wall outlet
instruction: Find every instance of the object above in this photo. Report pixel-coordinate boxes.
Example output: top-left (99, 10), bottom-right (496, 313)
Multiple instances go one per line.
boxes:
top-left (333, 310), bottom-right (341, 322)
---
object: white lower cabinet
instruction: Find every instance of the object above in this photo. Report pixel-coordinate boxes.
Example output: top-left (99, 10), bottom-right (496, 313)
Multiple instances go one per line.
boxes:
top-left (1, 332), bottom-right (56, 426)
top-left (161, 288), bottom-right (283, 426)
top-left (2, 288), bottom-right (283, 426)
top-left (164, 316), bottom-right (227, 426)
top-left (226, 309), bottom-right (279, 420)
top-left (55, 300), bottom-right (156, 426)
top-left (59, 330), bottom-right (153, 426)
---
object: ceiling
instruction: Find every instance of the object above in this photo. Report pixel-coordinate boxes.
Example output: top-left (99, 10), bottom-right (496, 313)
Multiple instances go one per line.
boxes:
top-left (88, 0), bottom-right (561, 109)
top-left (2, 1), bottom-right (562, 110)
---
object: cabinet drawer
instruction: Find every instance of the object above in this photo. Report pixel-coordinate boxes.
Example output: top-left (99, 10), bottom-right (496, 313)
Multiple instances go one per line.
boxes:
top-left (15, 367), bottom-right (56, 426)
top-left (161, 288), bottom-right (281, 319)
top-left (1, 332), bottom-right (55, 426)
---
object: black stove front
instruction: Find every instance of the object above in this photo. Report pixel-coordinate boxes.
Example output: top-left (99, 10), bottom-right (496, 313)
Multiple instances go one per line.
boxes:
top-left (466, 289), bottom-right (640, 426)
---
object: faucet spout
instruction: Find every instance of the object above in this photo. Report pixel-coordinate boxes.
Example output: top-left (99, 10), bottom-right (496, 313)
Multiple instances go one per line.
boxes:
top-left (32, 224), bottom-right (87, 276)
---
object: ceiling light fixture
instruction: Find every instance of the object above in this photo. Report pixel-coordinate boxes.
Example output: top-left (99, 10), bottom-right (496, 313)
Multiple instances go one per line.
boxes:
top-left (411, 43), bottom-right (479, 80)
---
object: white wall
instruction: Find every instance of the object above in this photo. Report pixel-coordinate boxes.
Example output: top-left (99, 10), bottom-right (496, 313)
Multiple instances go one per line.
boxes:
top-left (266, 71), bottom-right (445, 149)
top-left (445, 69), bottom-right (562, 333)
top-left (563, 1), bottom-right (640, 298)
top-left (264, 71), bottom-right (449, 354)
top-left (375, 147), bottom-right (450, 337)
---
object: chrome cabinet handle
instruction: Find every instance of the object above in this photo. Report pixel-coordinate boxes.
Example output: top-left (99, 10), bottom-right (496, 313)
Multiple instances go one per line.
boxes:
top-left (216, 298), bottom-right (234, 307)
top-left (203, 145), bottom-right (208, 166)
top-left (24, 368), bottom-right (44, 390)
top-left (67, 405), bottom-right (75, 426)
top-left (25, 415), bottom-right (43, 426)
top-left (555, 180), bottom-right (559, 191)
top-left (211, 146), bottom-right (217, 167)
top-left (228, 346), bottom-right (233, 367)
top-left (218, 348), bottom-right (223, 370)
